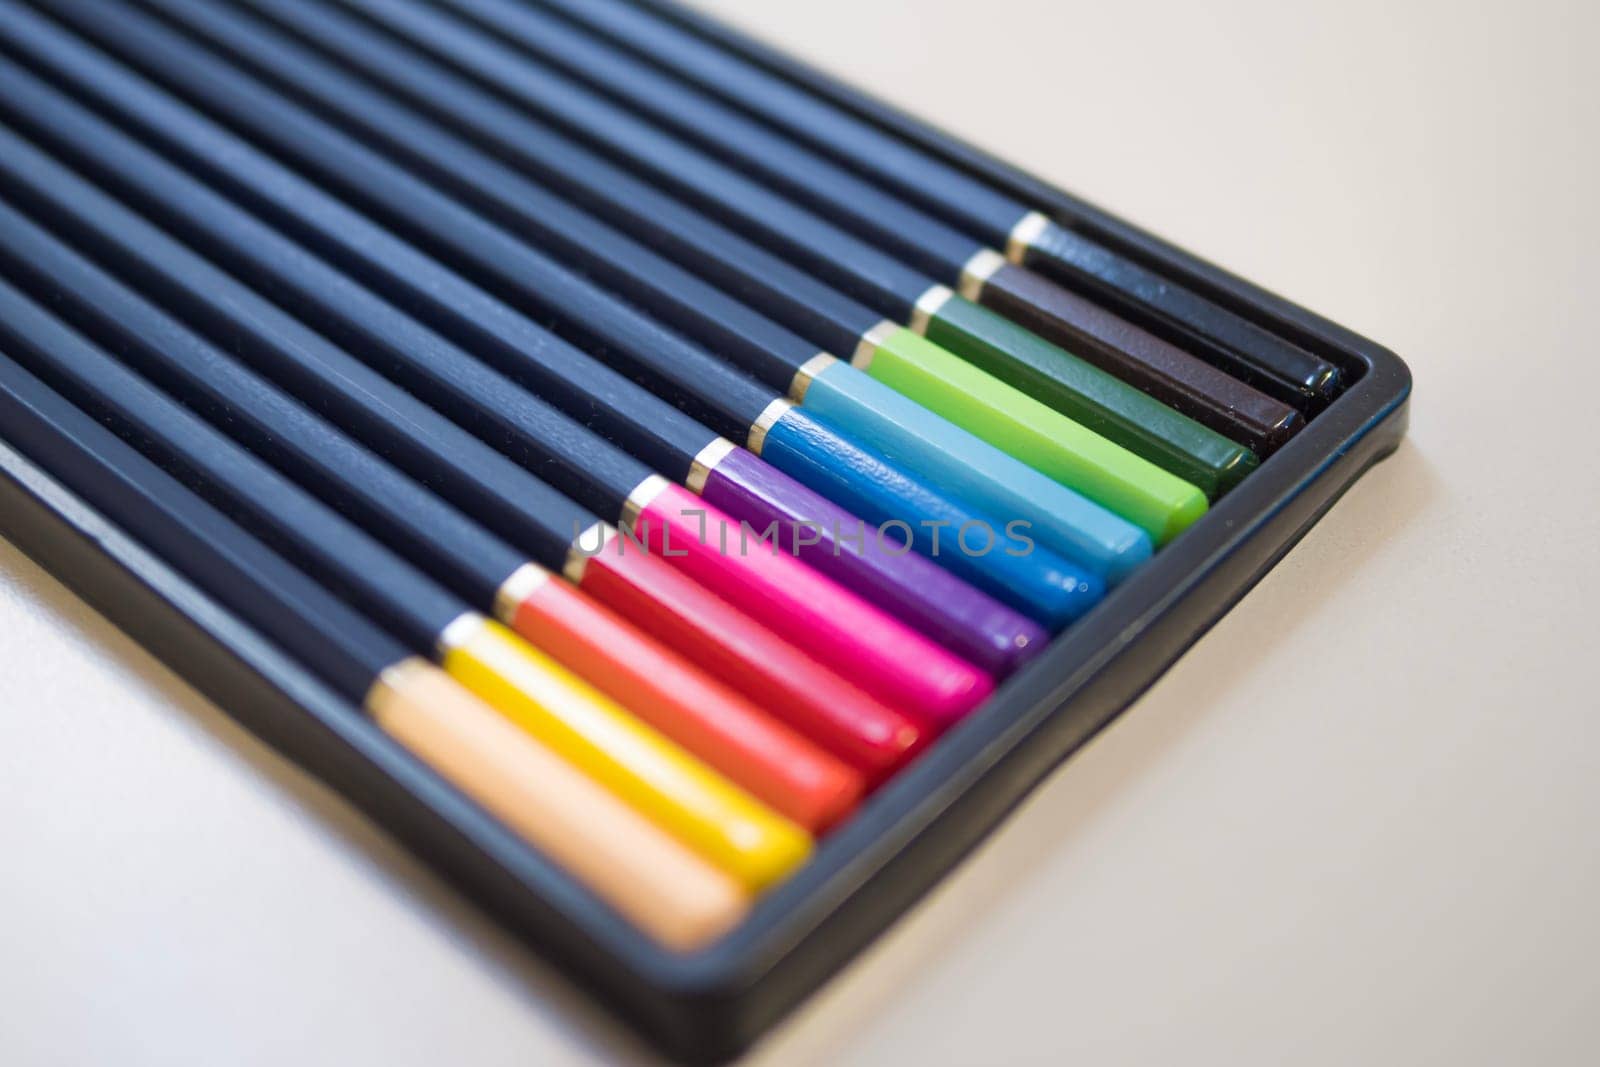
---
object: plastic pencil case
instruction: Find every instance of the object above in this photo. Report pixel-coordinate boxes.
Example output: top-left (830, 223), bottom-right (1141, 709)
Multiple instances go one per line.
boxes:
top-left (0, 3), bottom-right (1411, 1062)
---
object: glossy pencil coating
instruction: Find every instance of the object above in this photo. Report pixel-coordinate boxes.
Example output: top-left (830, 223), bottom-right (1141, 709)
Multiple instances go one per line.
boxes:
top-left (913, 288), bottom-right (1260, 498)
top-left (627, 478), bottom-right (993, 724)
top-left (368, 658), bottom-right (750, 949)
top-left (694, 443), bottom-right (1048, 673)
top-left (962, 253), bottom-right (1304, 457)
top-left (437, 614), bottom-right (812, 892)
top-left (718, 371), bottom-right (1124, 627)
top-left (746, 399), bottom-right (1119, 623)
top-left (502, 566), bottom-right (862, 832)
top-left (794, 355), bottom-right (1126, 601)
top-left (857, 327), bottom-right (1207, 547)
top-left (571, 531), bottom-right (925, 783)
top-left (620, 471), bottom-right (995, 721)
top-left (1008, 213), bottom-right (1342, 410)
top-left (757, 399), bottom-right (1142, 597)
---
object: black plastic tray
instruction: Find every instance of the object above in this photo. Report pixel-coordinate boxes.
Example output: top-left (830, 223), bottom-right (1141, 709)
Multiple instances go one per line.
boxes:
top-left (0, 3), bottom-right (1411, 1061)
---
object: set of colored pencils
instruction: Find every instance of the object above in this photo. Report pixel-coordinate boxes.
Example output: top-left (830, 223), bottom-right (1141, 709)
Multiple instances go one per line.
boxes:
top-left (0, 0), bottom-right (1335, 950)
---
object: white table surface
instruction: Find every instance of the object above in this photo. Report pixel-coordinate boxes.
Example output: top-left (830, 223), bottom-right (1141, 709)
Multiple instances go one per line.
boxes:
top-left (3, 1), bottom-right (1596, 1063)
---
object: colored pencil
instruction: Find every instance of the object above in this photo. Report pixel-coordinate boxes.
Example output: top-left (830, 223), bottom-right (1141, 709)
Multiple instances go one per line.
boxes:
top-left (0, 104), bottom-right (921, 787)
top-left (0, 191), bottom-right (868, 832)
top-left (0, 8), bottom-right (1106, 633)
top-left (183, 0), bottom-right (1253, 505)
top-left (275, 0), bottom-right (1216, 539)
top-left (0, 276), bottom-right (812, 893)
top-left (0, 349), bottom-right (752, 949)
top-left (442, 0), bottom-right (1340, 415)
